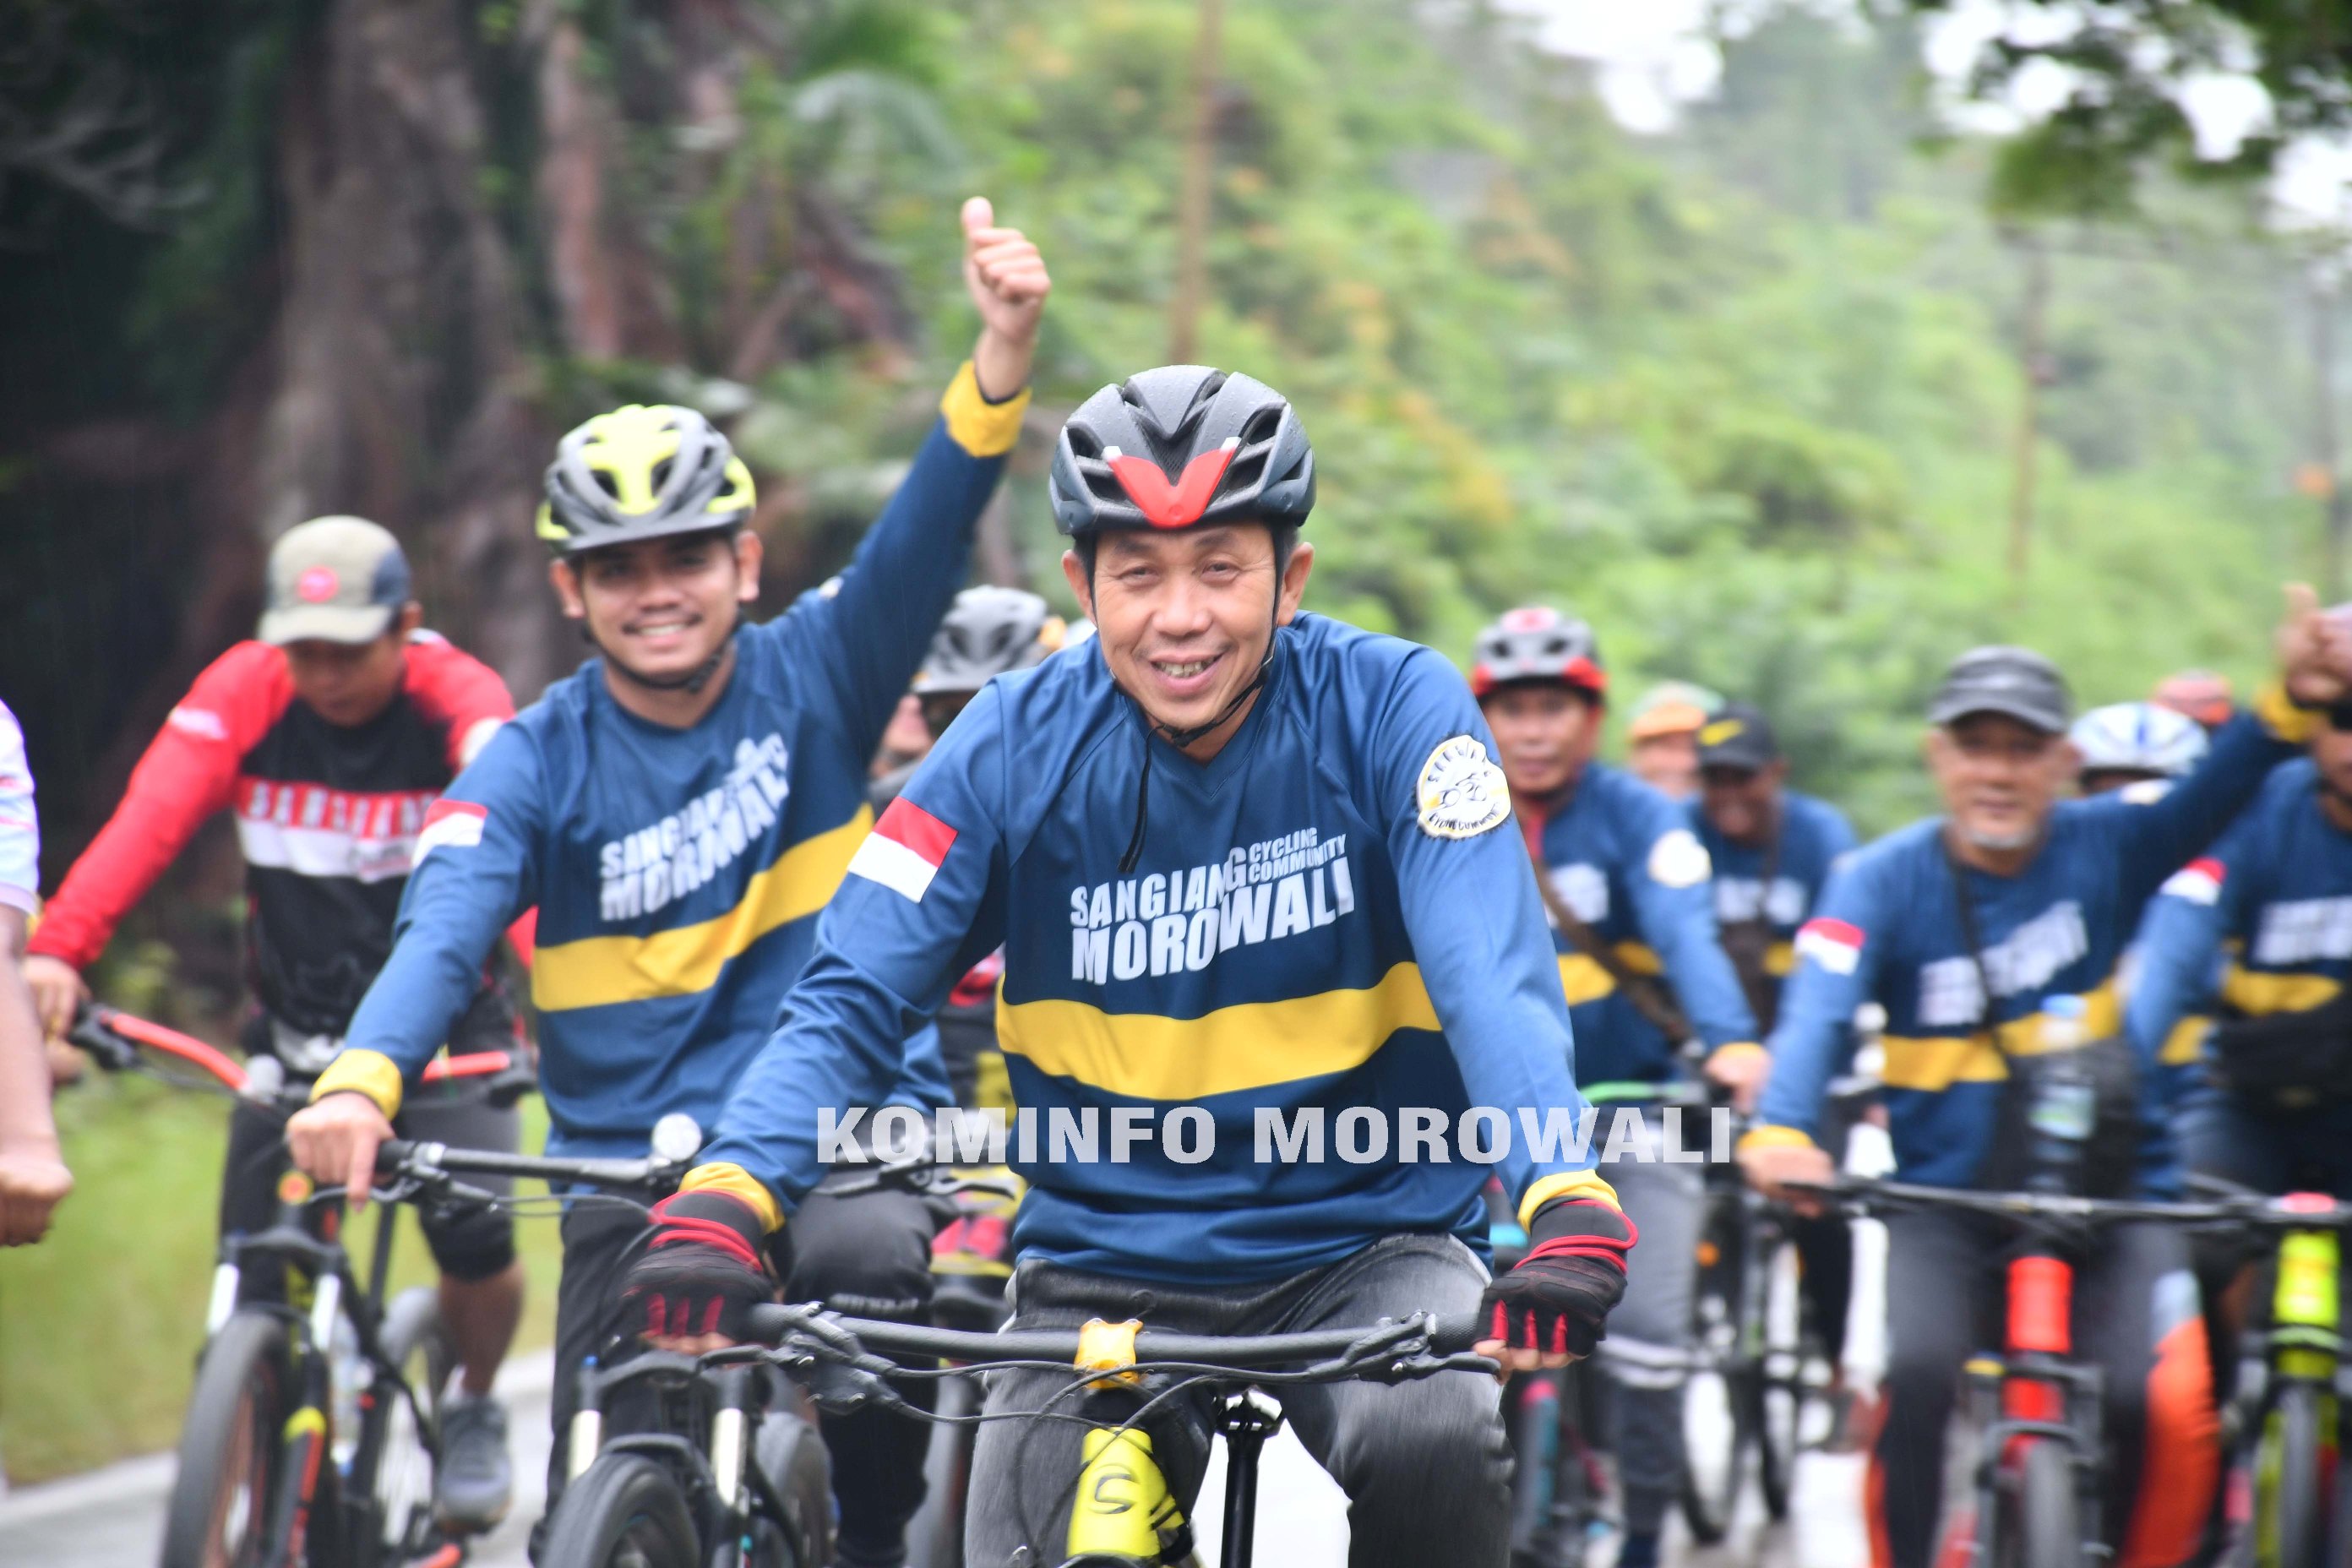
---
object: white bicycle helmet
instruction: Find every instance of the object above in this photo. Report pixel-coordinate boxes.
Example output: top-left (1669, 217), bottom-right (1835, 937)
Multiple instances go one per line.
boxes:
top-left (2070, 701), bottom-right (2208, 781)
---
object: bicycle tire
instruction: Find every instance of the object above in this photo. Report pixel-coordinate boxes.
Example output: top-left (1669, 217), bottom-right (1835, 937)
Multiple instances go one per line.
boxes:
top-left (1680, 1201), bottom-right (1754, 1544)
top-left (907, 1373), bottom-right (977, 1568)
top-left (2257, 1382), bottom-right (2327, 1568)
top-left (2013, 1440), bottom-right (2081, 1568)
top-left (160, 1309), bottom-right (292, 1568)
top-left (751, 1405), bottom-right (834, 1568)
top-left (539, 1453), bottom-right (701, 1568)
top-left (368, 1286), bottom-right (451, 1560)
top-left (1754, 1233), bottom-right (1805, 1521)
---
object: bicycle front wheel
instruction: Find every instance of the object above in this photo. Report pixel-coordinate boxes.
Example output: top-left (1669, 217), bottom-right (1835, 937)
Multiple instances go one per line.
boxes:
top-left (1753, 1232), bottom-right (1805, 1521)
top-left (540, 1453), bottom-right (700, 1568)
top-left (160, 1310), bottom-right (291, 1568)
top-left (367, 1285), bottom-right (452, 1560)
top-left (2010, 1439), bottom-right (2081, 1568)
top-left (2253, 1381), bottom-right (2327, 1568)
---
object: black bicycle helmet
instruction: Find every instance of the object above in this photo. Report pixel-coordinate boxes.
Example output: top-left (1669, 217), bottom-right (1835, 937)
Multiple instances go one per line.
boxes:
top-left (1469, 606), bottom-right (1607, 699)
top-left (536, 404), bottom-right (756, 558)
top-left (1048, 366), bottom-right (1315, 537)
top-left (912, 586), bottom-right (1061, 696)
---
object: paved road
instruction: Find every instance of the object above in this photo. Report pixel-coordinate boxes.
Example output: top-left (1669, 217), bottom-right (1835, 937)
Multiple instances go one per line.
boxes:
top-left (0, 1347), bottom-right (1868, 1566)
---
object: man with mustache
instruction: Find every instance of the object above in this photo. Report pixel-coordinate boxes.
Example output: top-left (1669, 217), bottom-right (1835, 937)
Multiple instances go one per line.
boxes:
top-left (1742, 600), bottom-right (2352, 1568)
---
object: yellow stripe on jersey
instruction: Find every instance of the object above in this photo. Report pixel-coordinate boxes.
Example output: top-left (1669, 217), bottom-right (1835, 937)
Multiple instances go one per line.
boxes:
top-left (1556, 942), bottom-right (1666, 1006)
top-left (2221, 966), bottom-right (2343, 1016)
top-left (2161, 1015), bottom-right (2210, 1066)
top-left (1880, 981), bottom-right (2121, 1092)
top-left (533, 808), bottom-right (873, 1012)
top-left (996, 961), bottom-right (1441, 1102)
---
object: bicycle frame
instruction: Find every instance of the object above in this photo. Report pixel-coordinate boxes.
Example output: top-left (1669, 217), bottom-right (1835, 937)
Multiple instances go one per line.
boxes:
top-left (1954, 1239), bottom-right (2108, 1563)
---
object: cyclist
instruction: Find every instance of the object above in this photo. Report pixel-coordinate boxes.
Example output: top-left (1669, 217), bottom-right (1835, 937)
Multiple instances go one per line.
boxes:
top-left (1625, 678), bottom-right (1722, 801)
top-left (1470, 607), bottom-right (1757, 1568)
top-left (283, 195), bottom-right (1048, 1567)
top-left (875, 585), bottom-right (1065, 1115)
top-left (2073, 700), bottom-right (2209, 798)
top-left (2126, 689), bottom-right (2352, 1383)
top-left (2154, 668), bottom-right (2236, 732)
top-left (20, 516), bottom-right (529, 1524)
top-left (1687, 701), bottom-right (1863, 1420)
top-left (620, 365), bottom-right (1636, 1568)
top-left (0, 697), bottom-right (69, 1246)
top-left (1741, 613), bottom-right (2351, 1568)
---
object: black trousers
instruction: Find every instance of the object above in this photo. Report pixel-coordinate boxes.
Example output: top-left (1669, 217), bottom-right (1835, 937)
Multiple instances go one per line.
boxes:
top-left (542, 1182), bottom-right (940, 1563)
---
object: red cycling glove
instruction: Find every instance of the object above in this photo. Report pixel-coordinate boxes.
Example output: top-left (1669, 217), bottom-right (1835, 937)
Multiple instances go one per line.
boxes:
top-left (1480, 1196), bottom-right (1636, 1358)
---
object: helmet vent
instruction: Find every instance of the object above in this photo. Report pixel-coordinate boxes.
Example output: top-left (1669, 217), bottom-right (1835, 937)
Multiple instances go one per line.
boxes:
top-left (650, 457), bottom-right (675, 494)
top-left (592, 471), bottom-right (621, 499)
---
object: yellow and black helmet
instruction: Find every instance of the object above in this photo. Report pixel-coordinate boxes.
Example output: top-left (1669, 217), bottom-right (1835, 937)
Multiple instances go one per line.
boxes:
top-left (536, 403), bottom-right (755, 558)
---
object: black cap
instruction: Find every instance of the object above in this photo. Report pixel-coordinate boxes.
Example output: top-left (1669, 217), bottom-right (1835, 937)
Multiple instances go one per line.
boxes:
top-left (1696, 703), bottom-right (1780, 772)
top-left (1928, 645), bottom-right (2072, 734)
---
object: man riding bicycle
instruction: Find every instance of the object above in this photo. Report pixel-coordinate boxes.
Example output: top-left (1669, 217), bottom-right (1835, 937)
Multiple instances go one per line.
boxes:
top-left (0, 695), bottom-right (70, 1246)
top-left (282, 197), bottom-right (1049, 1567)
top-left (623, 364), bottom-right (1638, 1568)
top-left (1742, 608), bottom-right (2352, 1568)
top-left (23, 515), bottom-right (530, 1525)
top-left (1469, 607), bottom-right (1759, 1568)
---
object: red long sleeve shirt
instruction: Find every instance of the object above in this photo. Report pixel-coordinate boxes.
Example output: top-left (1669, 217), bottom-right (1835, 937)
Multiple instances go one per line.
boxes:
top-left (32, 632), bottom-right (525, 1035)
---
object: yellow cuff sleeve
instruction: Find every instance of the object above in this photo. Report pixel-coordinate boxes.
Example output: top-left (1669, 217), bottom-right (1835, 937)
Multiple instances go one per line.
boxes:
top-left (1736, 1124), bottom-right (1818, 1156)
top-left (680, 1161), bottom-right (786, 1233)
top-left (2256, 681), bottom-right (2322, 745)
top-left (940, 361), bottom-right (1031, 458)
top-left (1707, 1042), bottom-right (1768, 1068)
top-left (1518, 1168), bottom-right (1622, 1230)
top-left (310, 1049), bottom-right (405, 1119)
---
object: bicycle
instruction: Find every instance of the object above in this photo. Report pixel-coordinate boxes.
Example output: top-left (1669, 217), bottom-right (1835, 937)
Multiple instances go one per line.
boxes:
top-left (906, 1161), bottom-right (1021, 1568)
top-left (1488, 1179), bottom-right (1610, 1568)
top-left (376, 1135), bottom-right (1015, 1567)
top-left (2181, 1172), bottom-right (2352, 1568)
top-left (63, 1004), bottom-right (526, 1568)
top-left (1789, 1173), bottom-right (2252, 1568)
top-left (738, 1299), bottom-right (1494, 1568)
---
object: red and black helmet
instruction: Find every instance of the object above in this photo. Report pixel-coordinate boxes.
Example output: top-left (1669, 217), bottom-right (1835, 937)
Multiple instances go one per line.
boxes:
top-left (1470, 607), bottom-right (1606, 699)
top-left (1049, 366), bottom-right (1315, 537)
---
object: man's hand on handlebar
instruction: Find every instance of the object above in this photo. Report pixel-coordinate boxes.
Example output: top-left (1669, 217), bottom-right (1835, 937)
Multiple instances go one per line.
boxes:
top-left (1738, 1138), bottom-right (1835, 1216)
top-left (620, 1191), bottom-right (779, 1354)
top-left (1475, 1196), bottom-right (1634, 1374)
top-left (286, 1092), bottom-right (396, 1212)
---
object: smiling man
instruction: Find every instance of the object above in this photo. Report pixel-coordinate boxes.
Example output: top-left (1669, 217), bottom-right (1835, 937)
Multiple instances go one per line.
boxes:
top-left (1741, 614), bottom-right (2352, 1568)
top-left (284, 197), bottom-right (1049, 1565)
top-left (628, 364), bottom-right (1634, 1568)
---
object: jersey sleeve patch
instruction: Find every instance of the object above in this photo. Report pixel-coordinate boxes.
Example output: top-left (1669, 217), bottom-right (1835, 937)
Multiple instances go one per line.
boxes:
top-left (1794, 916), bottom-right (1864, 975)
top-left (849, 796), bottom-right (959, 901)
top-left (2160, 857), bottom-right (2224, 905)
top-left (1646, 827), bottom-right (1712, 889)
top-left (414, 798), bottom-right (487, 863)
top-left (1415, 735), bottom-right (1511, 840)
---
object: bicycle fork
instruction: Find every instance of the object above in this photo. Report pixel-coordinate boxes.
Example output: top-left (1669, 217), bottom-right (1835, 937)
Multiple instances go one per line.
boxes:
top-left (1957, 1249), bottom-right (2104, 1561)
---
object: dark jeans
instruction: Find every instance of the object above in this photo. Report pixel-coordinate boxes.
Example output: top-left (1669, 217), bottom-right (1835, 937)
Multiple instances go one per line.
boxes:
top-left (1872, 1209), bottom-right (2216, 1568)
top-left (964, 1233), bottom-right (1510, 1568)
top-left (542, 1183), bottom-right (939, 1565)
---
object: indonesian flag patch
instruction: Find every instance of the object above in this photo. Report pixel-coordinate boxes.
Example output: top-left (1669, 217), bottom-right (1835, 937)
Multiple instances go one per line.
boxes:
top-left (1794, 917), bottom-right (1865, 976)
top-left (2160, 858), bottom-right (2225, 906)
top-left (415, 799), bottom-right (487, 863)
top-left (850, 798), bottom-right (958, 903)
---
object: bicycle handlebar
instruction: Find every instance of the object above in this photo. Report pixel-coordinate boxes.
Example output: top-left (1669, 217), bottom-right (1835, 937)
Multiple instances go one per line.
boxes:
top-left (377, 1137), bottom-right (685, 1192)
top-left (68, 1003), bottom-right (535, 1107)
top-left (741, 1303), bottom-right (1490, 1367)
top-left (1787, 1174), bottom-right (2352, 1231)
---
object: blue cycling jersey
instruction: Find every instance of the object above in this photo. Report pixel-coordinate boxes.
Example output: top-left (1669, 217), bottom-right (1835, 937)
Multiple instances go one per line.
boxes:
top-left (314, 369), bottom-right (1024, 1154)
top-left (2127, 759), bottom-right (2352, 1081)
top-left (1752, 702), bottom-right (2308, 1188)
top-left (1520, 765), bottom-right (1756, 1087)
top-left (692, 612), bottom-right (1617, 1284)
top-left (1688, 788), bottom-right (1857, 980)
